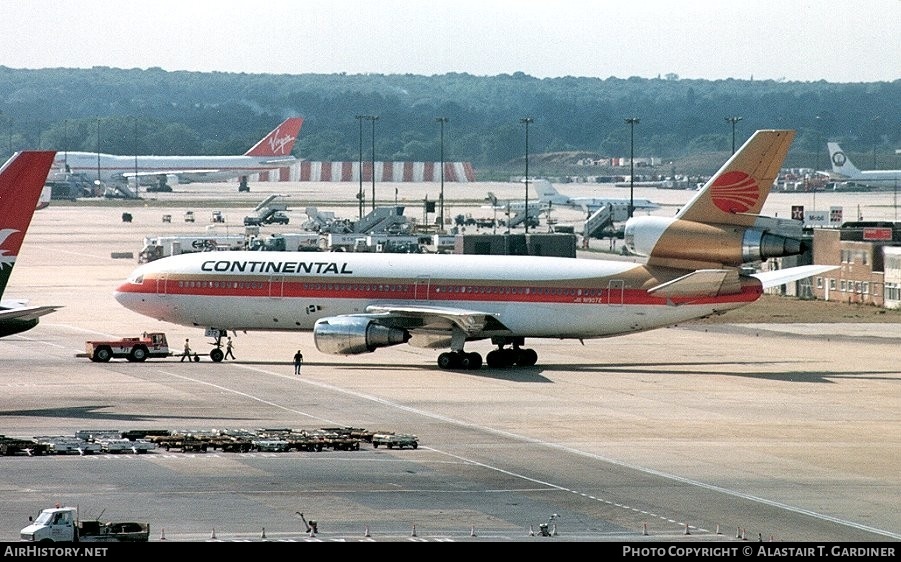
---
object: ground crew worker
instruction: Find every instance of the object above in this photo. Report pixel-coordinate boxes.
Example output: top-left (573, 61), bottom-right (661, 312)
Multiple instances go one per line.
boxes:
top-left (180, 338), bottom-right (192, 362)
top-left (224, 337), bottom-right (236, 360)
top-left (293, 350), bottom-right (303, 375)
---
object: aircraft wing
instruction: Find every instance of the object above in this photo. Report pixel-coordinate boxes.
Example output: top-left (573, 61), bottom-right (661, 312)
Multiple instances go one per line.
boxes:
top-left (122, 170), bottom-right (221, 178)
top-left (363, 303), bottom-right (512, 335)
top-left (751, 265), bottom-right (839, 290)
top-left (259, 157), bottom-right (298, 166)
top-left (0, 305), bottom-right (62, 322)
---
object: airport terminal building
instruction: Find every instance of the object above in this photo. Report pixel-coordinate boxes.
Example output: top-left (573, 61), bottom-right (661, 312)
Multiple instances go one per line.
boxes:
top-left (810, 222), bottom-right (901, 308)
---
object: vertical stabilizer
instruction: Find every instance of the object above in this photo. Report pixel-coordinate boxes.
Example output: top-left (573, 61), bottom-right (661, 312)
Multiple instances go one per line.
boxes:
top-left (676, 130), bottom-right (795, 227)
top-left (244, 117), bottom-right (303, 157)
top-left (827, 142), bottom-right (862, 178)
top-left (0, 151), bottom-right (57, 297)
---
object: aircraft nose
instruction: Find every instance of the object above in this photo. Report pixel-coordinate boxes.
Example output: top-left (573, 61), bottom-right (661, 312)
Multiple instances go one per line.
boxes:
top-left (113, 282), bottom-right (141, 309)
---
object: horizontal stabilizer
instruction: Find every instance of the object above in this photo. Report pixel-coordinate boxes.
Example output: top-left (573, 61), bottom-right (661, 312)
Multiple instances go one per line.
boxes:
top-left (647, 269), bottom-right (735, 298)
top-left (751, 265), bottom-right (838, 289)
top-left (0, 305), bottom-right (62, 322)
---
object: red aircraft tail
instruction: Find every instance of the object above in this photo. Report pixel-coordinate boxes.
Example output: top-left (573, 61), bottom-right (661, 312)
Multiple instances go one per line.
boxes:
top-left (243, 117), bottom-right (303, 157)
top-left (0, 151), bottom-right (57, 296)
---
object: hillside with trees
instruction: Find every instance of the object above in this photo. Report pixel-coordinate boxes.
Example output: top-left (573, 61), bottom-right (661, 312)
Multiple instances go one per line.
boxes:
top-left (0, 67), bottom-right (898, 178)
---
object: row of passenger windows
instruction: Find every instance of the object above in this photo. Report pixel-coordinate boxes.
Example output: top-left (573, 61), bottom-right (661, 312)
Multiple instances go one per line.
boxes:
top-left (178, 280), bottom-right (266, 289)
top-left (175, 280), bottom-right (607, 296)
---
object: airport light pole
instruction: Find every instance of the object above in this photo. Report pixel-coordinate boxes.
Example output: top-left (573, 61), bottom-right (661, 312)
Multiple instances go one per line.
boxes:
top-left (133, 118), bottom-right (139, 198)
top-left (367, 115), bottom-right (379, 212)
top-left (725, 116), bottom-right (743, 155)
top-left (63, 119), bottom-right (68, 171)
top-left (520, 117), bottom-right (533, 234)
top-left (6, 116), bottom-right (13, 156)
top-left (355, 115), bottom-right (366, 220)
top-left (96, 118), bottom-right (102, 186)
top-left (436, 117), bottom-right (449, 232)
top-left (625, 117), bottom-right (639, 219)
top-left (872, 116), bottom-right (880, 168)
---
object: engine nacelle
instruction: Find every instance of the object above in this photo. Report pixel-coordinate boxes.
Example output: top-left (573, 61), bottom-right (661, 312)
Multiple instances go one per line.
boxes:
top-left (313, 317), bottom-right (410, 355)
top-left (624, 216), bottom-right (802, 267)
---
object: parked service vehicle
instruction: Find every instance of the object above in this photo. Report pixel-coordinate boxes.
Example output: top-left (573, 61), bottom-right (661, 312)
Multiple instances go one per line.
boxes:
top-left (84, 332), bottom-right (171, 362)
top-left (371, 432), bottom-right (419, 449)
top-left (20, 506), bottom-right (149, 542)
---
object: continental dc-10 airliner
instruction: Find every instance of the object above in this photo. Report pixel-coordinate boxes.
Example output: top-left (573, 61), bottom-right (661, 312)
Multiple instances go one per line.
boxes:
top-left (115, 129), bottom-right (836, 369)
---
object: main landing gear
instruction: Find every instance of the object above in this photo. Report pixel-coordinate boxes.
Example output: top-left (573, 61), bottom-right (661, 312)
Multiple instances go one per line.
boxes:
top-left (437, 350), bottom-right (482, 370)
top-left (436, 337), bottom-right (538, 370)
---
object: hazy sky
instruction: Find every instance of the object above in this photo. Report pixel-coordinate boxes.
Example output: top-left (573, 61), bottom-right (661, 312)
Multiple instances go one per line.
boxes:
top-left (2, 0), bottom-right (899, 82)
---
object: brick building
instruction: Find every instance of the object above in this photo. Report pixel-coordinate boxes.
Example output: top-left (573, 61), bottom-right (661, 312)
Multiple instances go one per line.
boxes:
top-left (810, 222), bottom-right (901, 306)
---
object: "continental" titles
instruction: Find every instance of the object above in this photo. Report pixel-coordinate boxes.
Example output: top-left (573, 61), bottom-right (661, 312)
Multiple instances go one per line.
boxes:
top-left (201, 260), bottom-right (353, 275)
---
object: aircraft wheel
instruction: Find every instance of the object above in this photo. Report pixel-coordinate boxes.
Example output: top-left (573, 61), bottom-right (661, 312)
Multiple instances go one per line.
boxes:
top-left (486, 350), bottom-right (502, 368)
top-left (209, 348), bottom-right (224, 363)
top-left (516, 348), bottom-right (538, 366)
top-left (437, 352), bottom-right (457, 369)
top-left (463, 352), bottom-right (482, 370)
top-left (501, 348), bottom-right (518, 367)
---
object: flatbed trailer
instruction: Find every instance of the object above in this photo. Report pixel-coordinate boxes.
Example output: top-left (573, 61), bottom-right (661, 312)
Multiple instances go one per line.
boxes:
top-left (0, 436), bottom-right (49, 456)
top-left (372, 432), bottom-right (419, 449)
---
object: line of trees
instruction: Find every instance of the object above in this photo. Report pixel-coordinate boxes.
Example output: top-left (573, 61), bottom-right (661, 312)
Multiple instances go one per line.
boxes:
top-left (1, 67), bottom-right (898, 176)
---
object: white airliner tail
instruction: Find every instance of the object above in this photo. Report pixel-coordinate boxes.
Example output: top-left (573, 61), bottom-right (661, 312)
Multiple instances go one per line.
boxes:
top-left (827, 142), bottom-right (861, 178)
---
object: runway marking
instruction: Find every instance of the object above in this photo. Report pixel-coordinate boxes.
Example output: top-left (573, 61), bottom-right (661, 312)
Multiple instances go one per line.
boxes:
top-left (146, 365), bottom-right (900, 541)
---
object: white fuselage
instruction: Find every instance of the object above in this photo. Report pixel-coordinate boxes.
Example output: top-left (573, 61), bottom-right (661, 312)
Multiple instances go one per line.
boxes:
top-left (115, 251), bottom-right (758, 341)
top-left (55, 152), bottom-right (294, 184)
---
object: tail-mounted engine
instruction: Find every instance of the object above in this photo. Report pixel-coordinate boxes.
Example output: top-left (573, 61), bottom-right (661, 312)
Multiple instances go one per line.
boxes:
top-left (313, 317), bottom-right (410, 355)
top-left (624, 216), bottom-right (802, 267)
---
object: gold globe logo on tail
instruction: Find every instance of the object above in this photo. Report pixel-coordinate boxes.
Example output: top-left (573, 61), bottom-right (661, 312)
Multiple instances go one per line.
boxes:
top-left (710, 171), bottom-right (759, 213)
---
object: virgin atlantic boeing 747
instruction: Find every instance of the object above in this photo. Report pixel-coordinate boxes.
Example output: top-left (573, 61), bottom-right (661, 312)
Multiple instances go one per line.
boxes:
top-left (54, 117), bottom-right (302, 188)
top-left (115, 129), bottom-right (835, 369)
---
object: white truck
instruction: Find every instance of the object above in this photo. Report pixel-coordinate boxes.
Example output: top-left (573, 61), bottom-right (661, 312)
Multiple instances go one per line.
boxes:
top-left (20, 506), bottom-right (149, 542)
top-left (137, 233), bottom-right (247, 262)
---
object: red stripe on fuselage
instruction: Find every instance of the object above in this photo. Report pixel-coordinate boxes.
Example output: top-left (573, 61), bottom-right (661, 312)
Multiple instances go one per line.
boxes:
top-left (117, 276), bottom-right (762, 307)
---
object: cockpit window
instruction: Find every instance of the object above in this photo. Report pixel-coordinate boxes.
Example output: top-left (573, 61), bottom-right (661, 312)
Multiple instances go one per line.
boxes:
top-left (130, 274), bottom-right (144, 284)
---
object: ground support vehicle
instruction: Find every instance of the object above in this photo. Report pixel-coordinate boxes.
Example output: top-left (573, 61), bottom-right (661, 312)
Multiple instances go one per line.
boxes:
top-left (320, 426), bottom-right (376, 443)
top-left (83, 332), bottom-right (171, 363)
top-left (74, 430), bottom-right (157, 453)
top-left (119, 429), bottom-right (172, 441)
top-left (372, 432), bottom-right (419, 449)
top-left (35, 436), bottom-right (102, 455)
top-left (252, 438), bottom-right (290, 452)
top-left (254, 429), bottom-right (325, 452)
top-left (146, 432), bottom-right (211, 452)
top-left (309, 429), bottom-right (361, 451)
top-left (138, 233), bottom-right (248, 263)
top-left (20, 507), bottom-right (149, 543)
top-left (206, 431), bottom-right (255, 453)
top-left (98, 438), bottom-right (157, 454)
top-left (0, 436), bottom-right (48, 456)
